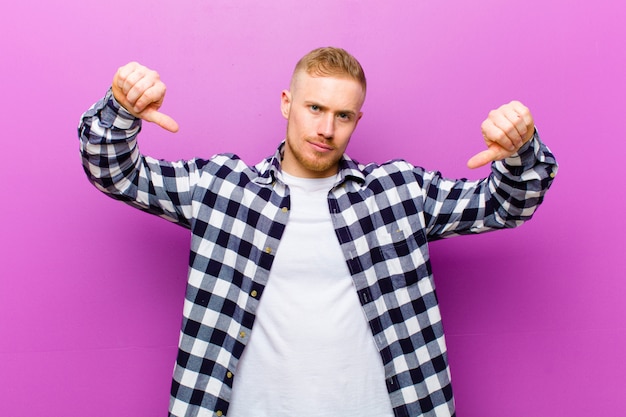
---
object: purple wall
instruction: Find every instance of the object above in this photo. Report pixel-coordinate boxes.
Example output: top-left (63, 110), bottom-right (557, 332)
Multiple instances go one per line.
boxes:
top-left (1, 0), bottom-right (624, 416)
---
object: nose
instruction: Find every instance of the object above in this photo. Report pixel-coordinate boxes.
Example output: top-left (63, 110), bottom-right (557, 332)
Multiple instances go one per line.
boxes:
top-left (317, 114), bottom-right (335, 139)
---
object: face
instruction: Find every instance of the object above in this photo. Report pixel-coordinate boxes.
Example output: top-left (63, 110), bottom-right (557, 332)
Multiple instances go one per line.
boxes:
top-left (280, 71), bottom-right (365, 178)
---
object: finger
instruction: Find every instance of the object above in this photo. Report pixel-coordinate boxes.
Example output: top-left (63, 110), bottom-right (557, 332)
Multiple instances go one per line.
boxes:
top-left (467, 144), bottom-right (514, 169)
top-left (506, 111), bottom-right (526, 147)
top-left (503, 101), bottom-right (535, 143)
top-left (125, 78), bottom-right (153, 110)
top-left (114, 62), bottom-right (140, 90)
top-left (123, 70), bottom-right (160, 109)
top-left (483, 106), bottom-right (530, 152)
top-left (112, 63), bottom-right (143, 113)
top-left (505, 107), bottom-right (530, 148)
top-left (142, 109), bottom-right (180, 133)
top-left (481, 118), bottom-right (515, 152)
top-left (508, 101), bottom-right (535, 143)
top-left (467, 148), bottom-right (498, 169)
top-left (486, 111), bottom-right (523, 151)
top-left (117, 64), bottom-right (145, 97)
top-left (131, 80), bottom-right (166, 113)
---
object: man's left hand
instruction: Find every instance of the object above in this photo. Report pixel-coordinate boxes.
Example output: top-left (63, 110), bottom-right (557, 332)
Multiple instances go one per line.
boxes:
top-left (467, 100), bottom-right (535, 169)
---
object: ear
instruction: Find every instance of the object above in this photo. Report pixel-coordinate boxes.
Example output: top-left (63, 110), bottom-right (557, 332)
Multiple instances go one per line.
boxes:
top-left (355, 111), bottom-right (364, 127)
top-left (280, 90), bottom-right (292, 120)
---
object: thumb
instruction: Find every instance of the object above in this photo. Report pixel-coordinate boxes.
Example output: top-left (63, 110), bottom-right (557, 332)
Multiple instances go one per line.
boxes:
top-left (142, 108), bottom-right (180, 133)
top-left (467, 148), bottom-right (500, 169)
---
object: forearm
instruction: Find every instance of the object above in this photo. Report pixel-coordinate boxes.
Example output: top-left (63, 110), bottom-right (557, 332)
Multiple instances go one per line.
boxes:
top-left (421, 131), bottom-right (557, 239)
top-left (78, 89), bottom-right (194, 226)
top-left (487, 130), bottom-right (558, 228)
top-left (79, 88), bottom-right (143, 196)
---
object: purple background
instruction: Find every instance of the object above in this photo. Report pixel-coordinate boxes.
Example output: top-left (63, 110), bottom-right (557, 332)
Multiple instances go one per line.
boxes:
top-left (1, 0), bottom-right (624, 416)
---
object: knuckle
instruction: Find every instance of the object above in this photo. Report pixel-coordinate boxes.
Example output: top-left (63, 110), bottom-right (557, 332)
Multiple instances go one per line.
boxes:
top-left (146, 69), bottom-right (161, 82)
top-left (495, 131), bottom-right (507, 142)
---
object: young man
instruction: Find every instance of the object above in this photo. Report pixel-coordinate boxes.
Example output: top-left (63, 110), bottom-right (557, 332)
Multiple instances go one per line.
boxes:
top-left (79, 47), bottom-right (557, 417)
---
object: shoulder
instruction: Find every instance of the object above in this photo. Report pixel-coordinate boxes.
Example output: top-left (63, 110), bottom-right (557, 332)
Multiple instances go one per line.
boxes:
top-left (195, 152), bottom-right (254, 173)
top-left (336, 157), bottom-right (430, 195)
top-left (192, 152), bottom-right (278, 188)
top-left (359, 159), bottom-right (428, 184)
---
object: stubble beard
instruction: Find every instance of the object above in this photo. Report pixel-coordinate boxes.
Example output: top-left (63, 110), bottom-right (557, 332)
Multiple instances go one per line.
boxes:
top-left (285, 134), bottom-right (341, 176)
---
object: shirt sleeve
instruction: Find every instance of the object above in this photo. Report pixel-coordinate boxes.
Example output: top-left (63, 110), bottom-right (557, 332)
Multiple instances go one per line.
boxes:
top-left (420, 131), bottom-right (558, 239)
top-left (78, 89), bottom-right (206, 228)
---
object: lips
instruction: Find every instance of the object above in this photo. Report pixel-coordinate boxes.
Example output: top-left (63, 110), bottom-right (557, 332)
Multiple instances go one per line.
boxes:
top-left (308, 140), bottom-right (333, 152)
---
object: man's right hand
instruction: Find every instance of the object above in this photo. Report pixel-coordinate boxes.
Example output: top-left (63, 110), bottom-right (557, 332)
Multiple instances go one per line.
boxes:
top-left (112, 62), bottom-right (179, 133)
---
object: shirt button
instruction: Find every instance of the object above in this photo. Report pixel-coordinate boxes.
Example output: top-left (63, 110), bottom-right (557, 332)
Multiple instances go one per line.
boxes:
top-left (227, 371), bottom-right (233, 379)
top-left (265, 247), bottom-right (272, 254)
top-left (240, 331), bottom-right (246, 338)
top-left (216, 411), bottom-right (223, 416)
top-left (251, 290), bottom-right (258, 298)
top-left (281, 207), bottom-right (288, 213)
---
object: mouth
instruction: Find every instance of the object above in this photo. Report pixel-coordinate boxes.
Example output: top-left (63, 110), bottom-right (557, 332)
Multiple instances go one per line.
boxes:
top-left (308, 140), bottom-right (333, 153)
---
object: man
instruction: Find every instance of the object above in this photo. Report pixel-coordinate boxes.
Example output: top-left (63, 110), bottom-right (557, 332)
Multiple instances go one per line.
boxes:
top-left (79, 47), bottom-right (557, 417)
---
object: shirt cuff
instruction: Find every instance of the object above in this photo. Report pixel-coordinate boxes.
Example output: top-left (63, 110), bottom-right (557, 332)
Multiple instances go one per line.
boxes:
top-left (99, 88), bottom-right (142, 131)
top-left (502, 129), bottom-right (540, 168)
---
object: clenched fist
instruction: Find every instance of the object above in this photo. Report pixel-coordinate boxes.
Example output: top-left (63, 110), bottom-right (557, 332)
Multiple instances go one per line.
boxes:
top-left (467, 101), bottom-right (535, 169)
top-left (112, 62), bottom-right (179, 133)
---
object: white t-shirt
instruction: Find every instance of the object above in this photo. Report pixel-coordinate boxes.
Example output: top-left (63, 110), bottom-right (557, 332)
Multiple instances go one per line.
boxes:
top-left (228, 172), bottom-right (394, 416)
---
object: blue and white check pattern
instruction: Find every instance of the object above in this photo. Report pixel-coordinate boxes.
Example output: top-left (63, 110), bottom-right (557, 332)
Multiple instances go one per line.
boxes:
top-left (79, 90), bottom-right (557, 417)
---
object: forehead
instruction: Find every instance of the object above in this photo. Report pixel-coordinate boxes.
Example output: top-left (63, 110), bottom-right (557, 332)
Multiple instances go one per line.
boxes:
top-left (291, 71), bottom-right (366, 110)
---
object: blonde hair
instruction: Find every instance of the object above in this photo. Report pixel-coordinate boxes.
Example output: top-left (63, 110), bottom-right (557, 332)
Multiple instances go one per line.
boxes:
top-left (292, 47), bottom-right (367, 92)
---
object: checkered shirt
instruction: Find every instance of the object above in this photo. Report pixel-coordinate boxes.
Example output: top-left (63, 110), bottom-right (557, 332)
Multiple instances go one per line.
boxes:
top-left (79, 90), bottom-right (557, 417)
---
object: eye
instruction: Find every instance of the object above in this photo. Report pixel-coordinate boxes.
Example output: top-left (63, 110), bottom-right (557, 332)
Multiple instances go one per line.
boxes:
top-left (310, 105), bottom-right (320, 112)
top-left (337, 113), bottom-right (351, 121)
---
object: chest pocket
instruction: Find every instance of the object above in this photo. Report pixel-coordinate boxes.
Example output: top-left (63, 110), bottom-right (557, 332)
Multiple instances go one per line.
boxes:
top-left (376, 226), bottom-right (429, 287)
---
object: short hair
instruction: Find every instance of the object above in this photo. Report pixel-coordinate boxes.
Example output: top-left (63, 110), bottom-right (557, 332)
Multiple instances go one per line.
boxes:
top-left (292, 47), bottom-right (367, 93)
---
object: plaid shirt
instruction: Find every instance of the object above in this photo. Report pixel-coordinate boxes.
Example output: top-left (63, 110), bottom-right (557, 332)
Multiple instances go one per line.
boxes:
top-left (79, 90), bottom-right (557, 417)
